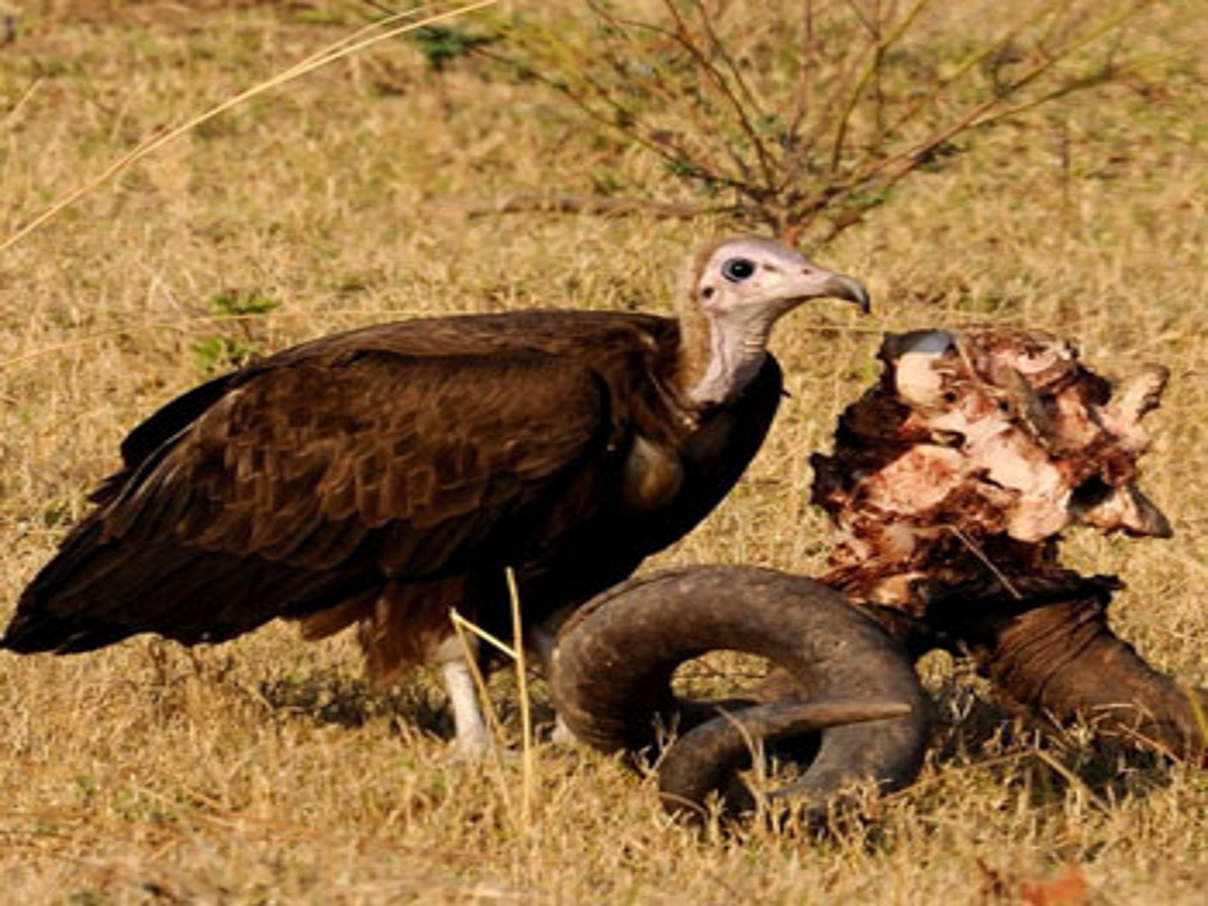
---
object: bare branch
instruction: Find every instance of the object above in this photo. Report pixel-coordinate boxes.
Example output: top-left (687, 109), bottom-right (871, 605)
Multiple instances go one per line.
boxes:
top-left (967, 49), bottom-right (1188, 132)
top-left (829, 0), bottom-right (937, 173)
top-left (878, 4), bottom-right (1055, 145)
top-left (658, 0), bottom-right (779, 188)
top-left (695, 1), bottom-right (768, 129)
top-left (479, 0), bottom-right (1170, 246)
top-left (452, 192), bottom-right (744, 221)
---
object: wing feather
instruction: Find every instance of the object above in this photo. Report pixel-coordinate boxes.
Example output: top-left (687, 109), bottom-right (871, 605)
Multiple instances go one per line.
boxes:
top-left (117, 351), bottom-right (610, 566)
top-left (3, 348), bottom-right (618, 653)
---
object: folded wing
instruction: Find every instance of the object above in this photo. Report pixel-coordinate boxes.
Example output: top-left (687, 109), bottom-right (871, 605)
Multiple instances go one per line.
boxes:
top-left (3, 346), bottom-right (613, 653)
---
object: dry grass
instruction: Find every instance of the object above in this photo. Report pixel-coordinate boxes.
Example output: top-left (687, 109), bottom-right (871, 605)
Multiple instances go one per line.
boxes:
top-left (1, 1), bottom-right (1207, 902)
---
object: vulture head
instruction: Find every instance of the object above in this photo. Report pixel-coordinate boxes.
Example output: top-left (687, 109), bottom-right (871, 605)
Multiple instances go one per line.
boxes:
top-left (678, 237), bottom-right (870, 407)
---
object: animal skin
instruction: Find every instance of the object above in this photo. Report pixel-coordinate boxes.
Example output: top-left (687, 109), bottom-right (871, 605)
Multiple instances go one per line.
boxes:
top-left (1, 237), bottom-right (868, 756)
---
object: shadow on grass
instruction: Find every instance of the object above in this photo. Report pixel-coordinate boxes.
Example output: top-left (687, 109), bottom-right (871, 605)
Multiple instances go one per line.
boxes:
top-left (257, 667), bottom-right (450, 735)
top-left (254, 666), bottom-right (561, 743)
top-left (928, 683), bottom-right (1178, 809)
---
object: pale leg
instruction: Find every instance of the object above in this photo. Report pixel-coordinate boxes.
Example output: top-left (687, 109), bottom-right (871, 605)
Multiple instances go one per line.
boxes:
top-left (527, 614), bottom-right (577, 747)
top-left (441, 658), bottom-right (490, 758)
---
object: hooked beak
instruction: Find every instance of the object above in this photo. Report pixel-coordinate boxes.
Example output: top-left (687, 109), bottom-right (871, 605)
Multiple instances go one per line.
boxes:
top-left (816, 272), bottom-right (872, 314)
top-left (785, 263), bottom-right (871, 315)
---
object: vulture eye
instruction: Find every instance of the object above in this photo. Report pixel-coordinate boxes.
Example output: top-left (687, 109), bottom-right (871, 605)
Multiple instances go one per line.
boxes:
top-left (721, 258), bottom-right (756, 283)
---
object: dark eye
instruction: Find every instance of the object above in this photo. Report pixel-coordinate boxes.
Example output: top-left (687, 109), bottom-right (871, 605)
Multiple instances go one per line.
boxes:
top-left (721, 258), bottom-right (755, 282)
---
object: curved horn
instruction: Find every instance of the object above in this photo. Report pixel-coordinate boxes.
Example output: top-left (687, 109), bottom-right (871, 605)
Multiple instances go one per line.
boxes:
top-left (958, 581), bottom-right (1208, 761)
top-left (657, 698), bottom-right (911, 818)
top-left (550, 565), bottom-right (933, 819)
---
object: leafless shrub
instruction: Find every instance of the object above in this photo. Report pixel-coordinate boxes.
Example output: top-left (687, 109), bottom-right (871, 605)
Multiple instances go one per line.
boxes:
top-left (468, 0), bottom-right (1176, 245)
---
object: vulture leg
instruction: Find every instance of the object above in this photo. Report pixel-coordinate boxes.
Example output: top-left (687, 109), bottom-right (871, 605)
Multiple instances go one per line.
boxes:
top-left (525, 616), bottom-right (563, 675)
top-left (436, 638), bottom-right (491, 758)
top-left (525, 617), bottom-right (578, 746)
top-left (551, 566), bottom-right (932, 822)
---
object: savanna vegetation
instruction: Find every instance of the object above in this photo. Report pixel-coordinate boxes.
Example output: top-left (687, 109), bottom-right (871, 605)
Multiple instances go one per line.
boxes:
top-left (1, 1), bottom-right (1206, 902)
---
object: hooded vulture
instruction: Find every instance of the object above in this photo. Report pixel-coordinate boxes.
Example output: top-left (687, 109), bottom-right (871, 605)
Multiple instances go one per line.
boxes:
top-left (2, 237), bottom-right (869, 755)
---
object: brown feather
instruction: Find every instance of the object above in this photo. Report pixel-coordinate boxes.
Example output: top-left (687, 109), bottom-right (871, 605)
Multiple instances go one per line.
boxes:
top-left (356, 578), bottom-right (476, 687)
top-left (2, 310), bottom-right (783, 681)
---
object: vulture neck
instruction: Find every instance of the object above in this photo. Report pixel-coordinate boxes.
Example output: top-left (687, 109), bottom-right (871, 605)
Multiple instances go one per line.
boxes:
top-left (675, 297), bottom-right (774, 410)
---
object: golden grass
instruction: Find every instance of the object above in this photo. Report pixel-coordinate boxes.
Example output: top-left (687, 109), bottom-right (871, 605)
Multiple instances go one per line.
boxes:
top-left (1, 1), bottom-right (1207, 902)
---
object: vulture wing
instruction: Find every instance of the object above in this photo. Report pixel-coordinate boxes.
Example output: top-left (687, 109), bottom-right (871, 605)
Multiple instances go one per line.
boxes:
top-left (4, 345), bottom-right (616, 654)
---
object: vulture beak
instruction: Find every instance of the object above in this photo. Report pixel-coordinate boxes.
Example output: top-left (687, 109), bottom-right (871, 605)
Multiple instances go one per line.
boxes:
top-left (817, 272), bottom-right (872, 315)
top-left (785, 264), bottom-right (870, 315)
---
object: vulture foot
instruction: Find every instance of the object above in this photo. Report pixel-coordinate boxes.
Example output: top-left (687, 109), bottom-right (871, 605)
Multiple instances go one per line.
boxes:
top-left (548, 714), bottom-right (578, 748)
top-left (441, 658), bottom-right (494, 761)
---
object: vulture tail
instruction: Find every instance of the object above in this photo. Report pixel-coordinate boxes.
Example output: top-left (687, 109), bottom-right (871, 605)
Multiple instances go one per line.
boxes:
top-left (2, 515), bottom-right (373, 655)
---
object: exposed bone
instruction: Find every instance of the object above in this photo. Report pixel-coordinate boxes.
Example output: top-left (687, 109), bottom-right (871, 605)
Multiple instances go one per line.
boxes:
top-left (1101, 365), bottom-right (1170, 452)
top-left (811, 327), bottom-right (1203, 755)
top-left (812, 327), bottom-right (1171, 613)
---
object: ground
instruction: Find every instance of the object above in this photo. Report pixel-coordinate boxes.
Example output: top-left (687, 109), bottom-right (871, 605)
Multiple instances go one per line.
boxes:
top-left (1, 1), bottom-right (1206, 903)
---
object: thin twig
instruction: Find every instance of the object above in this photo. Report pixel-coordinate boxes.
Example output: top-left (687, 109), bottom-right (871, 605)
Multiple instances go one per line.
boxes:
top-left (1037, 0), bottom-right (1083, 52)
top-left (694, 1), bottom-right (768, 138)
top-left (1032, 748), bottom-right (1112, 815)
top-left (829, 0), bottom-right (936, 172)
top-left (582, 0), bottom-right (759, 187)
top-left (659, 0), bottom-right (777, 188)
top-left (877, 3), bottom-right (1055, 147)
top-left (1, 76), bottom-right (41, 130)
top-left (966, 50), bottom-right (1185, 131)
top-left (449, 609), bottom-right (515, 814)
top-left (455, 192), bottom-right (731, 220)
top-left (946, 526), bottom-right (1024, 600)
top-left (842, 0), bottom-right (878, 37)
top-left (474, 42), bottom-right (750, 195)
top-left (809, 1), bottom-right (1155, 239)
top-left (450, 609), bottom-right (516, 660)
top-left (865, 41), bottom-right (1178, 195)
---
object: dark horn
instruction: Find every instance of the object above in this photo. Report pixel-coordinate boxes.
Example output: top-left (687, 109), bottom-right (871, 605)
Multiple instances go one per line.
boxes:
top-left (550, 565), bottom-right (932, 818)
top-left (957, 580), bottom-right (1208, 761)
top-left (657, 699), bottom-right (911, 818)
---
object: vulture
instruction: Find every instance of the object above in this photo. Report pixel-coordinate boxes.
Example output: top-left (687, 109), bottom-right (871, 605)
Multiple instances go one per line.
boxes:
top-left (2, 237), bottom-right (869, 755)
